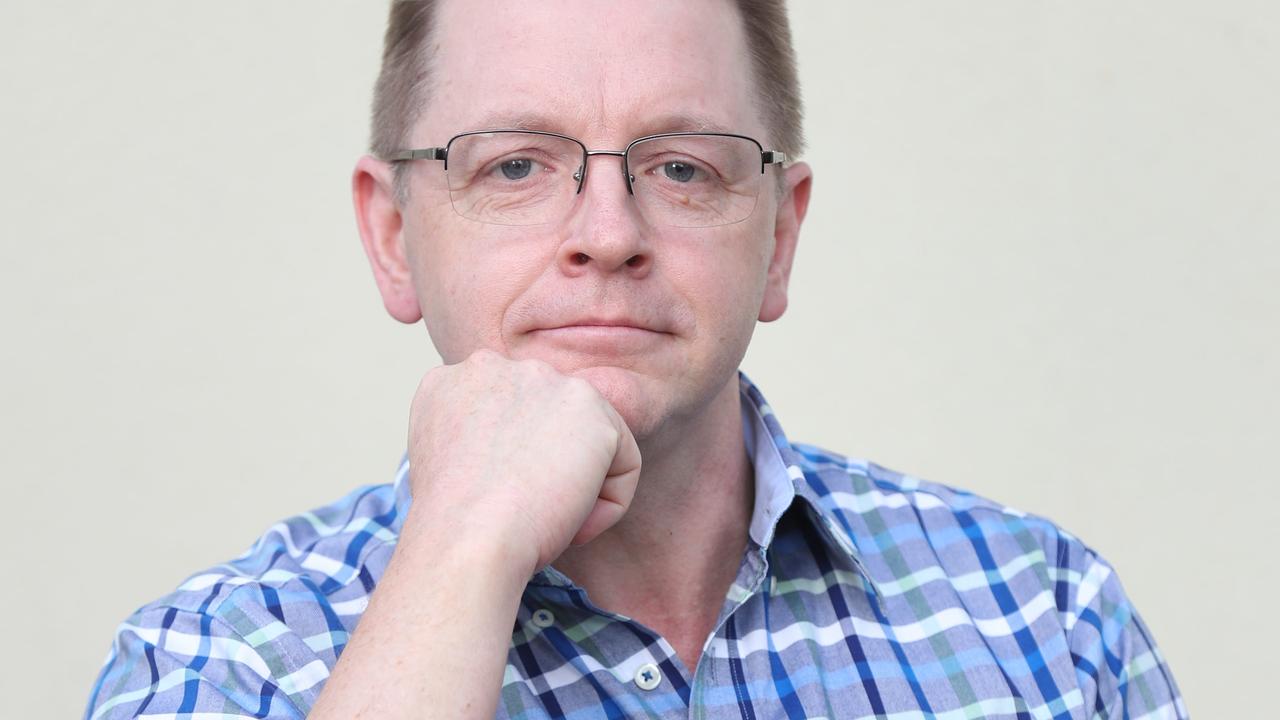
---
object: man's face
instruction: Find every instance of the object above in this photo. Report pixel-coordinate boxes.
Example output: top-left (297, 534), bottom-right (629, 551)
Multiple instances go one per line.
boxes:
top-left (380, 0), bottom-right (810, 440)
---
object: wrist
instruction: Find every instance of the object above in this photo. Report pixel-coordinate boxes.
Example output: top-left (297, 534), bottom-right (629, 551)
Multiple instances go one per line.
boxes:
top-left (399, 502), bottom-right (540, 585)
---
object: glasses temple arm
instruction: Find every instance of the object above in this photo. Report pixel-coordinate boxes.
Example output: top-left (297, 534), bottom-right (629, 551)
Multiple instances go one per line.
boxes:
top-left (387, 147), bottom-right (447, 162)
top-left (761, 150), bottom-right (787, 172)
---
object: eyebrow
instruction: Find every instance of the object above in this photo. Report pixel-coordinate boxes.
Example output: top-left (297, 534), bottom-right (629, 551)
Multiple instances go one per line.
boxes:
top-left (461, 111), bottom-right (739, 142)
top-left (634, 113), bottom-right (738, 136)
top-left (467, 112), bottom-right (562, 132)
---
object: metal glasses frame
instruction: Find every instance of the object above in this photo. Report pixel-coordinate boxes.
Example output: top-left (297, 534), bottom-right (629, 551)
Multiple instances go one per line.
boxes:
top-left (387, 129), bottom-right (787, 196)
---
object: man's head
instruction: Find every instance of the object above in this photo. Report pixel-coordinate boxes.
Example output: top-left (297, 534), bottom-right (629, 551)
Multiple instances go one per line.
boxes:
top-left (354, 0), bottom-right (813, 442)
top-left (369, 0), bottom-right (806, 194)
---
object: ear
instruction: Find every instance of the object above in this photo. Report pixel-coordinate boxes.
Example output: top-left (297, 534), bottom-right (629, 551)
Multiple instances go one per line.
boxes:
top-left (758, 161), bottom-right (813, 322)
top-left (353, 154), bottom-right (422, 324)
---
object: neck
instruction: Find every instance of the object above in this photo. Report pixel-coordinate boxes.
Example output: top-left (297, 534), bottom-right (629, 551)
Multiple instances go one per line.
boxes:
top-left (553, 375), bottom-right (754, 625)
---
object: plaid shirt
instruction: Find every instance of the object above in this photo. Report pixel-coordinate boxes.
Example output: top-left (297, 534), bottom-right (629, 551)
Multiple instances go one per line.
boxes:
top-left (86, 374), bottom-right (1185, 719)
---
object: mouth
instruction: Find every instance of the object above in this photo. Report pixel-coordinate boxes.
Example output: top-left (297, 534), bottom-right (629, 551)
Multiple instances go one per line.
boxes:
top-left (538, 315), bottom-right (672, 333)
top-left (529, 318), bottom-right (672, 353)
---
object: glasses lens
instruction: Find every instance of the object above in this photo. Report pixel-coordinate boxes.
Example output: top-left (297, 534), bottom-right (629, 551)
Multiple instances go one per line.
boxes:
top-left (626, 135), bottom-right (763, 227)
top-left (444, 131), bottom-right (583, 226)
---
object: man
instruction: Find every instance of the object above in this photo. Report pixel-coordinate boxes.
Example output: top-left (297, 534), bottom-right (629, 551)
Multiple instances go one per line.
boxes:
top-left (86, 1), bottom-right (1185, 718)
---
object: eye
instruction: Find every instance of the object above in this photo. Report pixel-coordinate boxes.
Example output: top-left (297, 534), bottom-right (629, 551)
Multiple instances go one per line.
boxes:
top-left (500, 158), bottom-right (534, 180)
top-left (662, 161), bottom-right (698, 183)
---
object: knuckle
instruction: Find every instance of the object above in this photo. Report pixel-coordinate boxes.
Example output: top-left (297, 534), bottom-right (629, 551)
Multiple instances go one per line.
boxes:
top-left (518, 356), bottom-right (553, 374)
top-left (515, 358), bottom-right (560, 385)
top-left (598, 420), bottom-right (621, 447)
top-left (567, 377), bottom-right (603, 405)
top-left (414, 366), bottom-right (445, 397)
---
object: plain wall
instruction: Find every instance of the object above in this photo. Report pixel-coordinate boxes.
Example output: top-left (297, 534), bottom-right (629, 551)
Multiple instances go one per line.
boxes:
top-left (2, 2), bottom-right (1276, 716)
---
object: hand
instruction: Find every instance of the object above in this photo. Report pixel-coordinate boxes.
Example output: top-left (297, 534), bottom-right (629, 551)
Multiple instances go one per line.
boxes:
top-left (405, 350), bottom-right (642, 574)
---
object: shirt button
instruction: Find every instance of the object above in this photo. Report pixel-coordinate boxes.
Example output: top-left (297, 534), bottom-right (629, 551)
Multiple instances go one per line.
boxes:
top-left (531, 609), bottom-right (555, 628)
top-left (634, 662), bottom-right (662, 691)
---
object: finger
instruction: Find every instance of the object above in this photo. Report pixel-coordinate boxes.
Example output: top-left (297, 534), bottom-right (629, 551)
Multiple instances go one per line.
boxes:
top-left (603, 404), bottom-right (642, 484)
top-left (569, 494), bottom-right (628, 546)
top-left (577, 455), bottom-right (640, 542)
top-left (571, 406), bottom-right (641, 546)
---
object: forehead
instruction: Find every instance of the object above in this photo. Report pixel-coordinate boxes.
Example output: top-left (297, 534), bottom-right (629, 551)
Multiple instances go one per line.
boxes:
top-left (423, 0), bottom-right (759, 142)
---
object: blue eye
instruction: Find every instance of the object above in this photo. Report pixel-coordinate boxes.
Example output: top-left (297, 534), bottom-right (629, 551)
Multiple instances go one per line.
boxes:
top-left (500, 159), bottom-right (533, 180)
top-left (663, 161), bottom-right (697, 183)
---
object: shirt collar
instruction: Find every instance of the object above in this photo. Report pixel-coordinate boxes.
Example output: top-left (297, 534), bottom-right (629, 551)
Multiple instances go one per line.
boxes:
top-left (738, 373), bottom-right (882, 601)
top-left (389, 372), bottom-right (882, 599)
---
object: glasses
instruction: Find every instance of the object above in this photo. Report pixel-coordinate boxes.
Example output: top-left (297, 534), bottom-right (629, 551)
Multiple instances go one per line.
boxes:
top-left (388, 130), bottom-right (787, 228)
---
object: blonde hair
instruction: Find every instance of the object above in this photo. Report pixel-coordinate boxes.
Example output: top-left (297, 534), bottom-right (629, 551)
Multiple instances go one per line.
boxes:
top-left (370, 0), bottom-right (804, 190)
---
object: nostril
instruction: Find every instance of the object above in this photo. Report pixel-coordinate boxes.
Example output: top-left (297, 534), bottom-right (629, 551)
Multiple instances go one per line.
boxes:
top-left (572, 252), bottom-right (590, 265)
top-left (625, 255), bottom-right (644, 268)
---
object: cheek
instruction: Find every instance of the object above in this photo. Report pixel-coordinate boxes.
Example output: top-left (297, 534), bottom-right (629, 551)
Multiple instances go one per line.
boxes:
top-left (412, 220), bottom-right (555, 362)
top-left (668, 225), bottom-right (773, 340)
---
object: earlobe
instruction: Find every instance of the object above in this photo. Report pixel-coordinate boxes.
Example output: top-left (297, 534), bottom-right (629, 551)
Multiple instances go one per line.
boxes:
top-left (352, 155), bottom-right (422, 324)
top-left (758, 162), bottom-right (813, 323)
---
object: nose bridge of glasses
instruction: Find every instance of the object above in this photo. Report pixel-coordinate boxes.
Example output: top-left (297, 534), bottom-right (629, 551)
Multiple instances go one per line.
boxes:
top-left (576, 149), bottom-right (634, 195)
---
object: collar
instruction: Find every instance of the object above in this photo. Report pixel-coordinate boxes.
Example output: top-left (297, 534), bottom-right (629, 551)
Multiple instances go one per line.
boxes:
top-left (388, 372), bottom-right (882, 600)
top-left (738, 373), bottom-right (883, 602)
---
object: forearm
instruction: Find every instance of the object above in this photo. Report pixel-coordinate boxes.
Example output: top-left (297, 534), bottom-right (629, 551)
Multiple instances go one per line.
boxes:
top-left (308, 355), bottom-right (640, 718)
top-left (309, 508), bottom-right (533, 720)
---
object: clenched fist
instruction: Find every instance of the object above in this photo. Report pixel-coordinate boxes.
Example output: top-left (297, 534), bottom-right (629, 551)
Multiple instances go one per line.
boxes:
top-left (405, 350), bottom-right (642, 575)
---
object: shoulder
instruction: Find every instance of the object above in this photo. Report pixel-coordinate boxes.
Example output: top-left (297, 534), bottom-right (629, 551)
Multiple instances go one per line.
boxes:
top-left (793, 442), bottom-right (1084, 544)
top-left (87, 482), bottom-right (404, 718)
top-left (786, 446), bottom-right (1186, 716)
top-left (789, 441), bottom-right (1103, 611)
top-left (111, 481), bottom-right (404, 645)
top-left (145, 481), bottom-right (402, 621)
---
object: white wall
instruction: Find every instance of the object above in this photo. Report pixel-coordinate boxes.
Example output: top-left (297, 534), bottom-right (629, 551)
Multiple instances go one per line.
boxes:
top-left (1, 2), bottom-right (1275, 716)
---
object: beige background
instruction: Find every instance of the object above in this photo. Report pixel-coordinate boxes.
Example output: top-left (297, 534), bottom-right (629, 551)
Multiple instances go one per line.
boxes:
top-left (2, 1), bottom-right (1276, 716)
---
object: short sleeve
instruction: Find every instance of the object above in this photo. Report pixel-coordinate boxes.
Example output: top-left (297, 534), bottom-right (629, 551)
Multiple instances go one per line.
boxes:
top-left (85, 604), bottom-right (305, 719)
top-left (1067, 554), bottom-right (1187, 718)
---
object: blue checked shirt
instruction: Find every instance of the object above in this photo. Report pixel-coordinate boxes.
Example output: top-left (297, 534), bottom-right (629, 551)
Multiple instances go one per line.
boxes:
top-left (86, 374), bottom-right (1185, 719)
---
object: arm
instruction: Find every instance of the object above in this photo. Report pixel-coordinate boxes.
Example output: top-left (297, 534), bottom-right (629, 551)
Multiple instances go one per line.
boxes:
top-left (86, 608), bottom-right (287, 720)
top-left (1068, 554), bottom-right (1187, 718)
top-left (309, 351), bottom-right (641, 719)
top-left (306, 506), bottom-right (533, 719)
top-left (85, 352), bottom-right (636, 719)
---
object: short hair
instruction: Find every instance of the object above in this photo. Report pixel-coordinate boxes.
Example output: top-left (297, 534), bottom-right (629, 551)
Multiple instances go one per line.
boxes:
top-left (370, 0), bottom-right (804, 188)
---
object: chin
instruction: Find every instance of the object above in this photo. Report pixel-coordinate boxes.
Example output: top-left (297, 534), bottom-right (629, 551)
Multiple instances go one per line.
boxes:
top-left (566, 365), bottom-right (666, 440)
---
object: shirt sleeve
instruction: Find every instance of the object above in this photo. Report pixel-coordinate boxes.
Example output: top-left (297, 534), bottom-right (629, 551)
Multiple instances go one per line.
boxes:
top-left (1067, 553), bottom-right (1187, 718)
top-left (84, 604), bottom-right (306, 720)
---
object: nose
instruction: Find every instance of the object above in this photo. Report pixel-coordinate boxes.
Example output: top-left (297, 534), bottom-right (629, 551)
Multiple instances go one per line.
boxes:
top-left (557, 154), bottom-right (651, 278)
